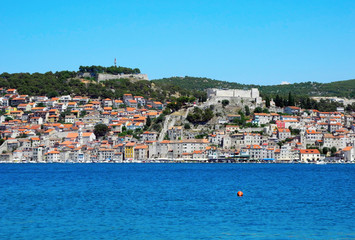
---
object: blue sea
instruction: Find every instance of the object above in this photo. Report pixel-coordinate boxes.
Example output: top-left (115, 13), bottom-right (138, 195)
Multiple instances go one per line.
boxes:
top-left (0, 164), bottom-right (354, 239)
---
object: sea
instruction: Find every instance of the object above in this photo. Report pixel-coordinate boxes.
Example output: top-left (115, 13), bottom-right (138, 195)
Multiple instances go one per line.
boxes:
top-left (0, 163), bottom-right (354, 239)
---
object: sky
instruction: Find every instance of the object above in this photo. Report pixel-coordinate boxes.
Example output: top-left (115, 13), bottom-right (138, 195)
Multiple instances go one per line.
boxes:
top-left (1, 0), bottom-right (355, 85)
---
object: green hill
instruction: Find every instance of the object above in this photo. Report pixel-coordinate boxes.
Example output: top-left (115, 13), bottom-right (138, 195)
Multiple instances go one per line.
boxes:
top-left (1, 66), bottom-right (354, 101)
top-left (259, 79), bottom-right (355, 98)
top-left (152, 76), bottom-right (355, 98)
top-left (152, 76), bottom-right (257, 91)
top-left (0, 68), bottom-right (206, 102)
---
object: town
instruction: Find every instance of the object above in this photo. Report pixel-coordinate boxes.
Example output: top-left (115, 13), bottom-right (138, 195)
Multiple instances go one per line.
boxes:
top-left (0, 87), bottom-right (354, 163)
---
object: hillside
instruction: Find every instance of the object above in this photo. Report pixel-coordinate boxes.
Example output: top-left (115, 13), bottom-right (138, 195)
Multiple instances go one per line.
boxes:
top-left (152, 76), bottom-right (355, 98)
top-left (152, 76), bottom-right (257, 91)
top-left (0, 68), bottom-right (206, 102)
top-left (259, 79), bottom-right (355, 98)
top-left (1, 66), bottom-right (354, 101)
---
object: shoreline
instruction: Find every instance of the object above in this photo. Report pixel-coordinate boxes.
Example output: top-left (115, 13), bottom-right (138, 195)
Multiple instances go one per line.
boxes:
top-left (0, 161), bottom-right (353, 164)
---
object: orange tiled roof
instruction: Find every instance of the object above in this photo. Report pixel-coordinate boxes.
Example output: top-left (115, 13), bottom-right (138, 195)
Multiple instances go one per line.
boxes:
top-left (299, 149), bottom-right (320, 154)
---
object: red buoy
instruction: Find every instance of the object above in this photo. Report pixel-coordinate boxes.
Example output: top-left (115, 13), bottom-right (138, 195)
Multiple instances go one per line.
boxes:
top-left (237, 191), bottom-right (243, 197)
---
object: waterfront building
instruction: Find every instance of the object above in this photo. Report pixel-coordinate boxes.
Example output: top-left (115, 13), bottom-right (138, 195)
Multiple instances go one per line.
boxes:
top-left (299, 149), bottom-right (321, 162)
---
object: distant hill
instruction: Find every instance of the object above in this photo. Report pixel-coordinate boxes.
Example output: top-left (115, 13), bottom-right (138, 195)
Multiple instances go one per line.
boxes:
top-left (1, 65), bottom-right (353, 101)
top-left (0, 69), bottom-right (206, 102)
top-left (152, 76), bottom-right (355, 98)
top-left (152, 77), bottom-right (257, 91)
top-left (259, 79), bottom-right (355, 98)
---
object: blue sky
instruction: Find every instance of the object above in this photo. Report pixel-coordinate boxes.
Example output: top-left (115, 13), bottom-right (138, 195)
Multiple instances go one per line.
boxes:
top-left (1, 0), bottom-right (354, 85)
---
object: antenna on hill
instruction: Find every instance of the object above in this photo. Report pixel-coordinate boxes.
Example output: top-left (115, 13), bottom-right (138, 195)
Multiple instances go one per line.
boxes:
top-left (114, 58), bottom-right (117, 67)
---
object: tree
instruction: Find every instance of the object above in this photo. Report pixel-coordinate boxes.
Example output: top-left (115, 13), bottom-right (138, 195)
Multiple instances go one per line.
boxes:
top-left (166, 102), bottom-right (179, 112)
top-left (202, 108), bottom-right (214, 122)
top-left (277, 141), bottom-right (284, 148)
top-left (322, 147), bottom-right (329, 155)
top-left (265, 96), bottom-right (270, 108)
top-left (244, 106), bottom-right (250, 116)
top-left (184, 123), bottom-right (191, 129)
top-left (152, 123), bottom-right (161, 132)
top-left (234, 110), bottom-right (247, 126)
top-left (94, 124), bottom-right (109, 138)
top-left (346, 103), bottom-right (355, 112)
top-left (37, 102), bottom-right (45, 107)
top-left (289, 127), bottom-right (300, 135)
top-left (47, 91), bottom-right (59, 98)
top-left (146, 116), bottom-right (152, 127)
top-left (254, 107), bottom-right (263, 113)
top-left (59, 109), bottom-right (71, 121)
top-left (262, 108), bottom-right (270, 113)
top-left (80, 110), bottom-right (87, 118)
top-left (186, 107), bottom-right (214, 124)
top-left (275, 94), bottom-right (282, 107)
top-left (288, 92), bottom-right (295, 106)
top-left (306, 97), bottom-right (312, 109)
top-left (5, 117), bottom-right (13, 122)
top-left (330, 147), bottom-right (337, 156)
top-left (222, 99), bottom-right (229, 107)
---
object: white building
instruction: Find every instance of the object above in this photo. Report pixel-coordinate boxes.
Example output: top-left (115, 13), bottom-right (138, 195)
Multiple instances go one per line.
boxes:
top-left (207, 88), bottom-right (262, 103)
top-left (168, 126), bottom-right (183, 140)
top-left (323, 134), bottom-right (346, 149)
top-left (142, 131), bottom-right (158, 142)
top-left (299, 149), bottom-right (321, 162)
top-left (46, 150), bottom-right (60, 162)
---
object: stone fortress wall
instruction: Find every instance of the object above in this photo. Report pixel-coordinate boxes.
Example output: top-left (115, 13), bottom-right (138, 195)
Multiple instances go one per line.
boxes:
top-left (97, 73), bottom-right (149, 82)
top-left (207, 88), bottom-right (262, 104)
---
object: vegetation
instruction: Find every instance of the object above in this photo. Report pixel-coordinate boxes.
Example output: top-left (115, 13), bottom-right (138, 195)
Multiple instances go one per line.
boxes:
top-left (94, 124), bottom-right (109, 138)
top-left (345, 103), bottom-right (355, 112)
top-left (271, 93), bottom-right (346, 112)
top-left (322, 147), bottom-right (330, 155)
top-left (0, 67), bottom-right (205, 102)
top-left (146, 116), bottom-right (151, 127)
top-left (186, 107), bottom-right (214, 124)
top-left (165, 96), bottom-right (196, 112)
top-left (5, 117), bottom-right (13, 122)
top-left (152, 76), bottom-right (256, 91)
top-left (0, 71), bottom-right (76, 96)
top-left (244, 106), bottom-right (250, 116)
top-left (289, 127), bottom-right (300, 135)
top-left (330, 147), bottom-right (337, 156)
top-left (254, 107), bottom-right (269, 114)
top-left (1, 67), bottom-right (353, 113)
top-left (195, 133), bottom-right (208, 139)
top-left (221, 99), bottom-right (229, 107)
top-left (153, 76), bottom-right (355, 98)
top-left (79, 65), bottom-right (140, 75)
top-left (149, 114), bottom-right (165, 132)
top-left (298, 97), bottom-right (344, 112)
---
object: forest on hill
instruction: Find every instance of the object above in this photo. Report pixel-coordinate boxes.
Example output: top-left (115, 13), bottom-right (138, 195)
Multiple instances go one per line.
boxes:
top-left (152, 76), bottom-right (355, 99)
top-left (0, 66), bottom-right (353, 107)
top-left (0, 68), bottom-right (206, 102)
top-left (78, 65), bottom-right (141, 75)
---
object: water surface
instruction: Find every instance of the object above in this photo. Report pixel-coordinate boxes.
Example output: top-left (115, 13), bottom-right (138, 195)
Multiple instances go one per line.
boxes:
top-left (0, 164), bottom-right (354, 239)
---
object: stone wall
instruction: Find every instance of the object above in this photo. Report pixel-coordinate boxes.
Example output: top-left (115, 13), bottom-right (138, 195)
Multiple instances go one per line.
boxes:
top-left (207, 88), bottom-right (262, 103)
top-left (207, 88), bottom-right (259, 98)
top-left (97, 73), bottom-right (149, 82)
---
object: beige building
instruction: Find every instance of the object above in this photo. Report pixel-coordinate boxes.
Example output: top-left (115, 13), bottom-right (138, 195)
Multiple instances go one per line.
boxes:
top-left (299, 149), bottom-right (320, 162)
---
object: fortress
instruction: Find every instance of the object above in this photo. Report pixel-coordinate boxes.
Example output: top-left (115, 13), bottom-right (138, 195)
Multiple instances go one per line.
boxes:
top-left (207, 88), bottom-right (262, 104)
top-left (97, 73), bottom-right (149, 82)
top-left (77, 72), bottom-right (149, 82)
